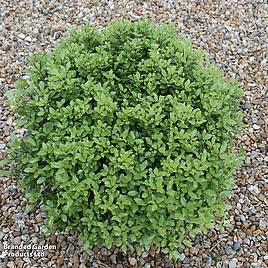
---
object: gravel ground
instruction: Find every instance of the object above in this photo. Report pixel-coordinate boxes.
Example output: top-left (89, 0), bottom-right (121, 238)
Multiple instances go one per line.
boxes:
top-left (0, 0), bottom-right (267, 267)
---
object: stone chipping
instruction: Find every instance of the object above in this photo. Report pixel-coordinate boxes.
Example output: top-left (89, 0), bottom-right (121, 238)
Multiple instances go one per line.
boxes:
top-left (0, 0), bottom-right (267, 267)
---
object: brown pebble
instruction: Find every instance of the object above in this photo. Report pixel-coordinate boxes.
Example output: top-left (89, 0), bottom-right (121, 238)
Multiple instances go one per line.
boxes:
top-left (57, 255), bottom-right (64, 266)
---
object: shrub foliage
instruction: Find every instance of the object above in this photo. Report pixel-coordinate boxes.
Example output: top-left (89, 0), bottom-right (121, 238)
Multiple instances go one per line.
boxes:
top-left (6, 21), bottom-right (243, 258)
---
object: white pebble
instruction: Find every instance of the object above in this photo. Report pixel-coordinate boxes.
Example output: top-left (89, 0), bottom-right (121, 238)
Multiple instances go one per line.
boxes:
top-left (18, 33), bottom-right (25, 39)
top-left (25, 36), bottom-right (32, 42)
top-left (253, 124), bottom-right (260, 130)
top-left (248, 185), bottom-right (260, 194)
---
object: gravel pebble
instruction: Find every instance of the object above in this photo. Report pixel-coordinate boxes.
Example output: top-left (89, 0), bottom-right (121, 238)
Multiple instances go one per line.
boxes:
top-left (225, 245), bottom-right (235, 256)
top-left (229, 258), bottom-right (237, 268)
top-left (129, 257), bottom-right (137, 266)
top-left (233, 241), bottom-right (241, 251)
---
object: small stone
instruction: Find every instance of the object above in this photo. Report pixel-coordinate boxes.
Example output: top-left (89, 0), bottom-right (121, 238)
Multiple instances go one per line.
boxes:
top-left (236, 203), bottom-right (242, 210)
top-left (233, 242), bottom-right (241, 251)
top-left (225, 245), bottom-right (235, 255)
top-left (110, 254), bottom-right (117, 264)
top-left (190, 247), bottom-right (199, 255)
top-left (229, 258), bottom-right (237, 268)
top-left (53, 31), bottom-right (63, 40)
top-left (15, 258), bottom-right (24, 267)
top-left (18, 33), bottom-right (25, 39)
top-left (7, 261), bottom-right (16, 268)
top-left (240, 215), bottom-right (246, 222)
top-left (2, 40), bottom-right (10, 51)
top-left (92, 262), bottom-right (99, 268)
top-left (92, 246), bottom-right (99, 253)
top-left (180, 253), bottom-right (186, 261)
top-left (72, 255), bottom-right (79, 265)
top-left (252, 263), bottom-right (260, 268)
top-left (259, 219), bottom-right (266, 230)
top-left (0, 60), bottom-right (6, 68)
top-left (253, 124), bottom-right (260, 130)
top-left (13, 231), bottom-right (21, 236)
top-left (225, 25), bottom-right (232, 31)
top-left (183, 257), bottom-right (190, 264)
top-left (49, 234), bottom-right (57, 244)
top-left (66, 236), bottom-right (74, 243)
top-left (144, 263), bottom-right (151, 268)
top-left (32, 28), bottom-right (39, 34)
top-left (21, 235), bottom-right (28, 241)
top-left (0, 231), bottom-right (4, 240)
top-left (142, 252), bottom-right (149, 258)
top-left (57, 256), bottom-right (64, 266)
top-left (248, 185), bottom-right (260, 194)
top-left (2, 227), bottom-right (9, 233)
top-left (13, 237), bottom-right (21, 245)
top-left (25, 36), bottom-right (32, 42)
top-left (149, 248), bottom-right (156, 257)
top-left (23, 257), bottom-right (31, 263)
top-left (66, 244), bottom-right (75, 254)
top-left (0, 143), bottom-right (6, 150)
top-left (207, 256), bottom-right (212, 266)
top-left (129, 257), bottom-right (137, 266)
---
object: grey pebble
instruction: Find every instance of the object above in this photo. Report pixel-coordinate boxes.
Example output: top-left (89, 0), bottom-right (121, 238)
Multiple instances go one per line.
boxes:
top-left (110, 254), bottom-right (117, 264)
top-left (13, 236), bottom-right (21, 245)
top-left (225, 245), bottom-right (235, 255)
top-left (248, 185), bottom-right (260, 194)
top-left (183, 257), bottom-right (190, 264)
top-left (2, 228), bottom-right (9, 233)
top-left (66, 236), bottom-right (74, 243)
top-left (0, 144), bottom-right (6, 150)
top-left (207, 256), bottom-right (212, 266)
top-left (91, 262), bottom-right (98, 268)
top-left (228, 258), bottom-right (237, 268)
top-left (233, 241), bottom-right (241, 251)
top-left (0, 231), bottom-right (4, 240)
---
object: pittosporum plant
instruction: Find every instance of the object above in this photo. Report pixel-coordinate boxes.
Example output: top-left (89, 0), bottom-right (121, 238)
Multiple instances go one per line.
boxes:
top-left (4, 20), bottom-right (244, 259)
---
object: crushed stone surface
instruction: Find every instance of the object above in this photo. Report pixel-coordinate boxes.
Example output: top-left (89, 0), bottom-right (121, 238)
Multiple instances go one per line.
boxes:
top-left (0, 0), bottom-right (267, 267)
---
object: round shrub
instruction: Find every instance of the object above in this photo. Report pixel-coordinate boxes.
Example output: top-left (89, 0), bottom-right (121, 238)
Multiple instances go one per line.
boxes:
top-left (6, 20), bottom-right (243, 258)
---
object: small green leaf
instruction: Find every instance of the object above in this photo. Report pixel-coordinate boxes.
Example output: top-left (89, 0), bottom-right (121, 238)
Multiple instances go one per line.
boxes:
top-left (128, 191), bottom-right (137, 197)
top-left (61, 214), bottom-right (67, 222)
top-left (183, 239), bottom-right (192, 247)
top-left (37, 177), bottom-right (46, 184)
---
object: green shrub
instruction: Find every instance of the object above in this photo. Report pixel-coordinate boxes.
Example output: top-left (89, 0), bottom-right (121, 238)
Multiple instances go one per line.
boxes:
top-left (5, 20), bottom-right (243, 258)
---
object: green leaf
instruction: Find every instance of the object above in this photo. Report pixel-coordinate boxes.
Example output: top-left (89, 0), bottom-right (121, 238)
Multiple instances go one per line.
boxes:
top-left (180, 196), bottom-right (186, 206)
top-left (37, 177), bottom-right (46, 184)
top-left (128, 191), bottom-right (138, 197)
top-left (183, 239), bottom-right (192, 247)
top-left (170, 250), bottom-right (180, 260)
top-left (220, 141), bottom-right (227, 153)
top-left (113, 226), bottom-right (121, 236)
top-left (141, 160), bottom-right (148, 171)
top-left (61, 214), bottom-right (67, 222)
